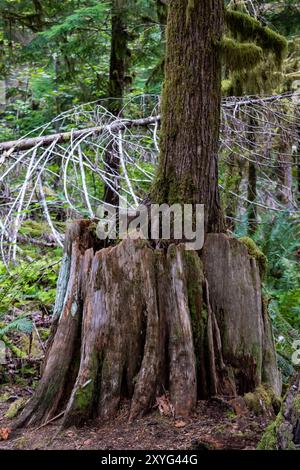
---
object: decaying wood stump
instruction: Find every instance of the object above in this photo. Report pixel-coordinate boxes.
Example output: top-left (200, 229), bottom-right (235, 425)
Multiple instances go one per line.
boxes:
top-left (16, 220), bottom-right (280, 428)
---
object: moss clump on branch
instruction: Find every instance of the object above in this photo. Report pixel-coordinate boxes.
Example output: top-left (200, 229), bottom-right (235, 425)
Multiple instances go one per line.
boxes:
top-left (239, 237), bottom-right (267, 279)
top-left (221, 37), bottom-right (263, 71)
top-left (225, 9), bottom-right (288, 63)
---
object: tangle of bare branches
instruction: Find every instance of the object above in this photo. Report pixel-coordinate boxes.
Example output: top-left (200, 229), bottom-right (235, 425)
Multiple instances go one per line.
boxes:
top-left (0, 92), bottom-right (299, 265)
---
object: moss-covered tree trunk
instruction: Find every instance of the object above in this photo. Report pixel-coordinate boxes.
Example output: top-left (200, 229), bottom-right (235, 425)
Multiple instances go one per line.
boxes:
top-left (16, 0), bottom-right (280, 430)
top-left (103, 0), bottom-right (130, 206)
top-left (152, 0), bottom-right (224, 233)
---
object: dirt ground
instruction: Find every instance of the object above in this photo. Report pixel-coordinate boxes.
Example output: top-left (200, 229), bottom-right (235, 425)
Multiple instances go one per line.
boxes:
top-left (0, 385), bottom-right (270, 450)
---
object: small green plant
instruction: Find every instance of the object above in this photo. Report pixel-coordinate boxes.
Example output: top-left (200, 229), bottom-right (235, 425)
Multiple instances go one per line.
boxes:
top-left (0, 251), bottom-right (62, 358)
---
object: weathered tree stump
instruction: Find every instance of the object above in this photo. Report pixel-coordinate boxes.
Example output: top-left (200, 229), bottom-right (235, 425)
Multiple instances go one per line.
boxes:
top-left (16, 220), bottom-right (280, 428)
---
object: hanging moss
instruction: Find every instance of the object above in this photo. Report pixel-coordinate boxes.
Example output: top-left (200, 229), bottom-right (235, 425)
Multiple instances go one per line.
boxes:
top-left (152, 169), bottom-right (198, 206)
top-left (221, 79), bottom-right (233, 95)
top-left (227, 0), bottom-right (248, 14)
top-left (225, 9), bottom-right (288, 63)
top-left (221, 37), bottom-right (263, 71)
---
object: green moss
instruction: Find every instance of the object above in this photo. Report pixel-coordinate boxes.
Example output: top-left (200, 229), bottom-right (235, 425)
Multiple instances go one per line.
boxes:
top-left (19, 220), bottom-right (53, 238)
top-left (258, 419), bottom-right (278, 450)
top-left (292, 395), bottom-right (300, 414)
top-left (73, 380), bottom-right (94, 411)
top-left (239, 237), bottom-right (267, 279)
top-left (226, 409), bottom-right (237, 420)
top-left (258, 410), bottom-right (297, 450)
top-left (221, 37), bottom-right (263, 71)
top-left (39, 328), bottom-right (50, 342)
top-left (5, 397), bottom-right (28, 419)
top-left (225, 9), bottom-right (288, 63)
top-left (222, 79), bottom-right (233, 95)
top-left (2, 335), bottom-right (27, 359)
top-left (151, 170), bottom-right (198, 206)
top-left (244, 384), bottom-right (280, 417)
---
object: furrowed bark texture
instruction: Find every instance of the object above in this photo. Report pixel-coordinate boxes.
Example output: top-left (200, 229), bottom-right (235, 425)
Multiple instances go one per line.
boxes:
top-left (16, 220), bottom-right (280, 428)
top-left (152, 0), bottom-right (224, 233)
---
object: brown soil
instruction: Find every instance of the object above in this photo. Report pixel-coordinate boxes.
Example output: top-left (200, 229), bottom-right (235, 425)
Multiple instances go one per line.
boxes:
top-left (0, 385), bottom-right (270, 450)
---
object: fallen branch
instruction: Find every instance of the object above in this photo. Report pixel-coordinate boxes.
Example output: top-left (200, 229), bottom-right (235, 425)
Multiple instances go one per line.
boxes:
top-left (0, 115), bottom-right (160, 153)
top-left (1, 92), bottom-right (299, 154)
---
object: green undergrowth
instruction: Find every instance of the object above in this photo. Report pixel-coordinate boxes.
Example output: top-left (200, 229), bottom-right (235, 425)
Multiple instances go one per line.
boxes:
top-left (0, 246), bottom-right (62, 362)
top-left (235, 213), bottom-right (300, 386)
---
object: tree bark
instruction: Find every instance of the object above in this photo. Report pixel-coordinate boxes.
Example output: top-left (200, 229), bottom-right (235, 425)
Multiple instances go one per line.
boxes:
top-left (259, 374), bottom-right (300, 450)
top-left (15, 220), bottom-right (280, 428)
top-left (152, 0), bottom-right (224, 233)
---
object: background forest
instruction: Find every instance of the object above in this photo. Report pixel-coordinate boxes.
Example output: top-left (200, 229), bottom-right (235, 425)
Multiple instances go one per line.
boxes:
top-left (0, 0), bottom-right (300, 450)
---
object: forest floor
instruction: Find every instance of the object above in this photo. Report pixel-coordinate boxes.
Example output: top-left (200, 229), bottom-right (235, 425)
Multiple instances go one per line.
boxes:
top-left (0, 384), bottom-right (270, 450)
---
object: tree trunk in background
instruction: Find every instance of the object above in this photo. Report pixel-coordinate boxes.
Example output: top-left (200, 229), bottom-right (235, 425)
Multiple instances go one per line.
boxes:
top-left (156, 0), bottom-right (167, 28)
top-left (32, 0), bottom-right (44, 31)
top-left (248, 161), bottom-right (257, 235)
top-left (103, 0), bottom-right (129, 207)
top-left (275, 129), bottom-right (293, 207)
top-left (247, 116), bottom-right (258, 235)
top-left (152, 0), bottom-right (224, 233)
